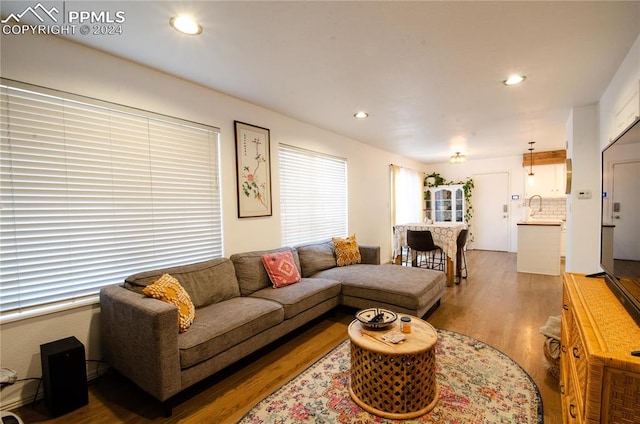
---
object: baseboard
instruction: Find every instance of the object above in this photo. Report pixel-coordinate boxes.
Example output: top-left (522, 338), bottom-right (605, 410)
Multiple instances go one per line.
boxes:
top-left (0, 364), bottom-right (109, 412)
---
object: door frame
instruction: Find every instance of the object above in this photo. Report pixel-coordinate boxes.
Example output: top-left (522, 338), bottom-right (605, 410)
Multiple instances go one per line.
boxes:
top-left (471, 171), bottom-right (512, 252)
top-left (611, 160), bottom-right (640, 260)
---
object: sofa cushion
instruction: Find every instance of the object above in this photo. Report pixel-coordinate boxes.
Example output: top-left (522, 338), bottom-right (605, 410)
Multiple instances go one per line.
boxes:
top-left (231, 247), bottom-right (301, 296)
top-left (124, 258), bottom-right (240, 309)
top-left (178, 297), bottom-right (284, 369)
top-left (142, 274), bottom-right (196, 333)
top-left (295, 239), bottom-right (337, 277)
top-left (261, 251), bottom-right (301, 288)
top-left (249, 278), bottom-right (341, 319)
top-left (314, 264), bottom-right (445, 311)
top-left (333, 234), bottom-right (362, 266)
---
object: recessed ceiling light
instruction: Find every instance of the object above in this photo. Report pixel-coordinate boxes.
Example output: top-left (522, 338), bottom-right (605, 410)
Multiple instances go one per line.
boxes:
top-left (170, 15), bottom-right (202, 35)
top-left (503, 75), bottom-right (526, 86)
top-left (354, 111), bottom-right (369, 119)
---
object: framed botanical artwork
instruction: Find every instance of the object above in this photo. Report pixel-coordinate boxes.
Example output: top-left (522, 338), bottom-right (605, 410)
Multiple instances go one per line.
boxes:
top-left (234, 121), bottom-right (272, 218)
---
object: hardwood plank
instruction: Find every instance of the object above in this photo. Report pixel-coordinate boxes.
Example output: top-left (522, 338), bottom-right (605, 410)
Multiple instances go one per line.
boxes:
top-left (427, 250), bottom-right (563, 424)
top-left (13, 250), bottom-right (562, 424)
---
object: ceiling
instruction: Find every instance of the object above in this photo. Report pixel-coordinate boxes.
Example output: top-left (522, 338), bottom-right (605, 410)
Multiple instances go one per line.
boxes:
top-left (2, 1), bottom-right (639, 163)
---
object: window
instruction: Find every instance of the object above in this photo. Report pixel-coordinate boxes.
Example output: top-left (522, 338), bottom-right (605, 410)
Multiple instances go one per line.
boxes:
top-left (390, 165), bottom-right (424, 225)
top-left (0, 80), bottom-right (222, 321)
top-left (279, 144), bottom-right (347, 246)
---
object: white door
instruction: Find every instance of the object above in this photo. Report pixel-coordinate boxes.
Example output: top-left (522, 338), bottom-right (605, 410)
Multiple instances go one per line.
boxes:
top-left (612, 161), bottom-right (640, 260)
top-left (472, 172), bottom-right (510, 251)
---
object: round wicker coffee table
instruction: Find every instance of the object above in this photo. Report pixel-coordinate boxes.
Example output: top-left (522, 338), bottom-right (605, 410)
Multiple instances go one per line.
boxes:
top-left (348, 314), bottom-right (439, 419)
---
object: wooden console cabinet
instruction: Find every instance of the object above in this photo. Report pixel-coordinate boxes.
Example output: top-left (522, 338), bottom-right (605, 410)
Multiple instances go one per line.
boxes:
top-left (561, 273), bottom-right (640, 423)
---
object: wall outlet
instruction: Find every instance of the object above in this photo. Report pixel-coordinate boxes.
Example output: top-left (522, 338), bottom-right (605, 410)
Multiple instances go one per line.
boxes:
top-left (577, 190), bottom-right (592, 199)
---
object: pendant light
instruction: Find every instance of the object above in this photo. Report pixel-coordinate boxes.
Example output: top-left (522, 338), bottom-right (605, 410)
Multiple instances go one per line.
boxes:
top-left (527, 141), bottom-right (535, 185)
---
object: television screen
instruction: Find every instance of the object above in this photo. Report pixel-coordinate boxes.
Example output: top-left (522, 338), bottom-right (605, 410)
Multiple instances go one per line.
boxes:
top-left (601, 117), bottom-right (640, 325)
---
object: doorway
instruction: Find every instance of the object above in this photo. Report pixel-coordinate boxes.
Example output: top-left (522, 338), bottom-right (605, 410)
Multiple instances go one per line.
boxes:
top-left (612, 161), bottom-right (640, 261)
top-left (472, 172), bottom-right (510, 251)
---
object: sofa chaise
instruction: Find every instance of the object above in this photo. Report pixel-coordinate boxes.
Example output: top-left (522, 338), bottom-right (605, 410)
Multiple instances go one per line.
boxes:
top-left (99, 239), bottom-right (446, 415)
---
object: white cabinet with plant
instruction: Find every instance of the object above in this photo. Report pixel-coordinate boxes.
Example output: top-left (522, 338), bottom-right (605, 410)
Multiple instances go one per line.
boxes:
top-left (426, 185), bottom-right (465, 223)
top-left (424, 173), bottom-right (474, 228)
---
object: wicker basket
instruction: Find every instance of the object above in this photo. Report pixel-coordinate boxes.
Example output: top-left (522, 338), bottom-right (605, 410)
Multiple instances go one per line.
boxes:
top-left (543, 341), bottom-right (560, 381)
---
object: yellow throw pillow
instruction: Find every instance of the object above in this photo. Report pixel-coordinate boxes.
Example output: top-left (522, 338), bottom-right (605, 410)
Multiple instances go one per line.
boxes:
top-left (333, 234), bottom-right (362, 267)
top-left (142, 273), bottom-right (195, 333)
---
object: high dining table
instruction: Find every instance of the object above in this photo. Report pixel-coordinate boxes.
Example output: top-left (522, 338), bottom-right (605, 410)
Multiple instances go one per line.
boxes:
top-left (393, 222), bottom-right (466, 287)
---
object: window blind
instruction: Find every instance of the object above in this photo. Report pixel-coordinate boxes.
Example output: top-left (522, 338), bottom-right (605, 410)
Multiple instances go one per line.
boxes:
top-left (0, 80), bottom-right (222, 321)
top-left (279, 144), bottom-right (347, 246)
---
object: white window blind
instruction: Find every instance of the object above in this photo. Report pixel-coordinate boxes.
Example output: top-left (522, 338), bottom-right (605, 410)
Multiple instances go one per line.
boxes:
top-left (279, 144), bottom-right (347, 246)
top-left (0, 80), bottom-right (222, 321)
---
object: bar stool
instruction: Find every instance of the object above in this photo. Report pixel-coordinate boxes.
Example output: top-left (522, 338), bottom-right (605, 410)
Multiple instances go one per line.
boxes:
top-left (405, 230), bottom-right (445, 271)
top-left (456, 229), bottom-right (468, 283)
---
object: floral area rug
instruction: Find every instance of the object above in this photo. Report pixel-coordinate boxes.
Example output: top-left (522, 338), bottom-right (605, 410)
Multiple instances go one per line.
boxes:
top-left (239, 329), bottom-right (543, 423)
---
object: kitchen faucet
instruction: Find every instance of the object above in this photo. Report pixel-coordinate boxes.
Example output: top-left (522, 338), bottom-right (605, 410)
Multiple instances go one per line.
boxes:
top-left (528, 195), bottom-right (542, 216)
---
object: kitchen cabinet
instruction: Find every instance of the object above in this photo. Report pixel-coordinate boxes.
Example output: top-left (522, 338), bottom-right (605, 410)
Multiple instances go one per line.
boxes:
top-left (425, 185), bottom-right (465, 223)
top-left (560, 273), bottom-right (640, 424)
top-left (516, 221), bottom-right (561, 275)
top-left (525, 163), bottom-right (566, 198)
top-left (611, 80), bottom-right (639, 141)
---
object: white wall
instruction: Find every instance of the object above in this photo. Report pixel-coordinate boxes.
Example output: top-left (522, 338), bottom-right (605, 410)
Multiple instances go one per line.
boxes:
top-left (565, 104), bottom-right (601, 274)
top-left (564, 33), bottom-right (640, 274)
top-left (428, 155), bottom-right (526, 252)
top-left (0, 33), bottom-right (425, 409)
top-left (600, 35), bottom-right (640, 149)
top-left (428, 33), bottom-right (640, 268)
top-left (597, 34), bottom-right (640, 272)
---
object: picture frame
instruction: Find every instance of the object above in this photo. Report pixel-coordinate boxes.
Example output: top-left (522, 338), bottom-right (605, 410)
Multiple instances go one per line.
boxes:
top-left (234, 121), bottom-right (272, 218)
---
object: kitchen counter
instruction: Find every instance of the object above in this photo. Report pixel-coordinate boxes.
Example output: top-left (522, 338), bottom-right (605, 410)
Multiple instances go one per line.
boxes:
top-left (517, 221), bottom-right (563, 226)
top-left (517, 221), bottom-right (562, 275)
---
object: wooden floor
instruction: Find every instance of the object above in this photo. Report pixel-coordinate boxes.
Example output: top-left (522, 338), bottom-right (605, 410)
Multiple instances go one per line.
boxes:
top-left (14, 250), bottom-right (563, 424)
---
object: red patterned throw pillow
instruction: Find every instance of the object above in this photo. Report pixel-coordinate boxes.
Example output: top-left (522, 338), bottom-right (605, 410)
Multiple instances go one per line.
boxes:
top-left (261, 251), bottom-right (302, 288)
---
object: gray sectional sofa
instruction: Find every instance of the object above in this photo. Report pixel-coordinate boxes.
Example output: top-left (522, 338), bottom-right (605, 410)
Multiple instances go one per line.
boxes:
top-left (99, 239), bottom-right (445, 415)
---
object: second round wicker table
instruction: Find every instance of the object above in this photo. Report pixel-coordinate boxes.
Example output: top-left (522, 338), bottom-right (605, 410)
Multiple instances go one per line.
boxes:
top-left (347, 314), bottom-right (439, 419)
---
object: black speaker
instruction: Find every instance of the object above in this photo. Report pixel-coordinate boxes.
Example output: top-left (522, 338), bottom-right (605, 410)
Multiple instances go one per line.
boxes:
top-left (40, 336), bottom-right (88, 417)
